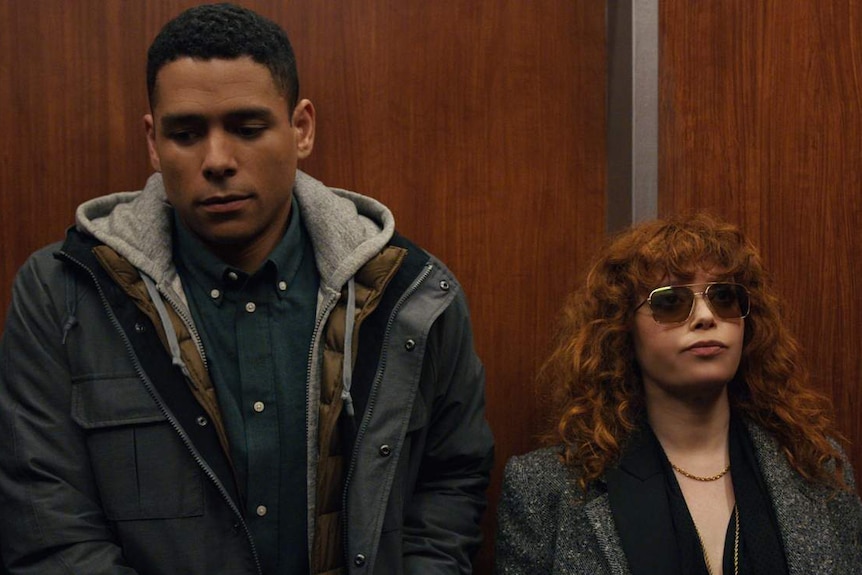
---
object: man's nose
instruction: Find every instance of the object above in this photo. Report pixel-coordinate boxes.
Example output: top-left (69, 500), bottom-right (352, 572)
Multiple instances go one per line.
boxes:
top-left (202, 132), bottom-right (238, 179)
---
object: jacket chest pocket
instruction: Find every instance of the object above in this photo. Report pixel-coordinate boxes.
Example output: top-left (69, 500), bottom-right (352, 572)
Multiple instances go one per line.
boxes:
top-left (71, 375), bottom-right (204, 521)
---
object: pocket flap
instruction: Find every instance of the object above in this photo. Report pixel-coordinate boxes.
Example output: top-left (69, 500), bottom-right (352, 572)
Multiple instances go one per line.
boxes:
top-left (72, 375), bottom-right (165, 429)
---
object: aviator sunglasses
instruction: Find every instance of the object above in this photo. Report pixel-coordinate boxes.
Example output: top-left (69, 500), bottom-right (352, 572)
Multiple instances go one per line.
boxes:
top-left (635, 282), bottom-right (751, 324)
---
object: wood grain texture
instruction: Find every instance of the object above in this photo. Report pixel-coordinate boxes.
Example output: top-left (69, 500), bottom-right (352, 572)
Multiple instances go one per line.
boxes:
top-left (288, 3), bottom-right (608, 568)
top-left (660, 0), bottom-right (862, 489)
top-left (0, 1), bottom-right (607, 572)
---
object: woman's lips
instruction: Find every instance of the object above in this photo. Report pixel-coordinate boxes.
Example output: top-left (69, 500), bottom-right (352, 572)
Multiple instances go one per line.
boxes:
top-left (687, 346), bottom-right (724, 357)
top-left (684, 341), bottom-right (726, 357)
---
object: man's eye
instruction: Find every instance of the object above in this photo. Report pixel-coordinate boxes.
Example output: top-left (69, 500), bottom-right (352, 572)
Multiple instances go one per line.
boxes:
top-left (168, 130), bottom-right (199, 144)
top-left (236, 125), bottom-right (266, 138)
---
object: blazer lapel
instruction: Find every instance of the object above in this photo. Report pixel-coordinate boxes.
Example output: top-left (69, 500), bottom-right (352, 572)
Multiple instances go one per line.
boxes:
top-left (747, 423), bottom-right (839, 575)
top-left (605, 430), bottom-right (681, 575)
top-left (551, 486), bottom-right (631, 575)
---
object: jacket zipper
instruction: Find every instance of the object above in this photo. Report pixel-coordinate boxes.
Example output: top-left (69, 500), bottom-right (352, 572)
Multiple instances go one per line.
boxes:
top-left (306, 291), bottom-right (340, 563)
top-left (340, 262), bottom-right (434, 568)
top-left (59, 251), bottom-right (263, 575)
top-left (159, 286), bottom-right (209, 372)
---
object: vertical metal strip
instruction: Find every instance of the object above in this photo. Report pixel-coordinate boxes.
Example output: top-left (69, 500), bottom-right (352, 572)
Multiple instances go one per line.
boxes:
top-left (606, 0), bottom-right (659, 233)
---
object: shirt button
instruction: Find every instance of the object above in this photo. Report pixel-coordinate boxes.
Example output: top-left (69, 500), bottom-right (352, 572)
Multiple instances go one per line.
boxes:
top-left (253, 401), bottom-right (265, 413)
top-left (245, 302), bottom-right (256, 313)
top-left (278, 280), bottom-right (288, 291)
top-left (210, 289), bottom-right (220, 299)
top-left (353, 553), bottom-right (366, 567)
top-left (227, 271), bottom-right (239, 282)
top-left (256, 505), bottom-right (267, 517)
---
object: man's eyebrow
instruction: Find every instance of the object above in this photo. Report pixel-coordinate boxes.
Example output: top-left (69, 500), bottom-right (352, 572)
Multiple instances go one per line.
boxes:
top-left (225, 107), bottom-right (276, 122)
top-left (159, 107), bottom-right (276, 129)
top-left (160, 113), bottom-right (205, 130)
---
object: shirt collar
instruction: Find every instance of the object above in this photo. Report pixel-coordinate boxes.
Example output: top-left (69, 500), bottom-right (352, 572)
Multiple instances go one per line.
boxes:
top-left (172, 197), bottom-right (306, 299)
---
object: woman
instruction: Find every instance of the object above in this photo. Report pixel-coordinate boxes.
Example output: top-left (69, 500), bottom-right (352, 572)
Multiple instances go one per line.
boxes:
top-left (495, 214), bottom-right (862, 575)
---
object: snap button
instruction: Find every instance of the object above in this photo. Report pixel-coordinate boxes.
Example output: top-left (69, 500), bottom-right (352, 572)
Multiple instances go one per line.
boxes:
top-left (210, 288), bottom-right (221, 299)
top-left (227, 271), bottom-right (239, 282)
top-left (353, 553), bottom-right (366, 567)
top-left (379, 444), bottom-right (392, 457)
top-left (245, 302), bottom-right (256, 313)
top-left (134, 322), bottom-right (146, 333)
top-left (404, 339), bottom-right (416, 351)
top-left (253, 401), bottom-right (265, 413)
top-left (196, 416), bottom-right (208, 427)
top-left (439, 280), bottom-right (450, 291)
top-left (278, 280), bottom-right (288, 291)
top-left (256, 505), bottom-right (267, 517)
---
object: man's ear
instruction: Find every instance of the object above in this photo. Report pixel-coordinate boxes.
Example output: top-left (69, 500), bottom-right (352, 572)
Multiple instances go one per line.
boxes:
top-left (292, 99), bottom-right (315, 159)
top-left (144, 114), bottom-right (161, 172)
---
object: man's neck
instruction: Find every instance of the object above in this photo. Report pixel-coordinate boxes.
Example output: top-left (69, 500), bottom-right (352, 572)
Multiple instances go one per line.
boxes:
top-left (209, 241), bottom-right (271, 275)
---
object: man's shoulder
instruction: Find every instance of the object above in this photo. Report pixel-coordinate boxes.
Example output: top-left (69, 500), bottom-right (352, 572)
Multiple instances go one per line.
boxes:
top-left (12, 240), bottom-right (67, 281)
top-left (387, 231), bottom-right (430, 272)
top-left (29, 239), bottom-right (67, 261)
top-left (387, 231), bottom-right (465, 292)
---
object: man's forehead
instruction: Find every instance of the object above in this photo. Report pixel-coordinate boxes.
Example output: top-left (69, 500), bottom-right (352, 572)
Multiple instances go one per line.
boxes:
top-left (151, 56), bottom-right (285, 109)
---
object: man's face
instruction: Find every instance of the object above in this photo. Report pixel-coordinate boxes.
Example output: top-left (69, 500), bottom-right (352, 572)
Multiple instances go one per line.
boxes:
top-left (145, 56), bottom-right (314, 270)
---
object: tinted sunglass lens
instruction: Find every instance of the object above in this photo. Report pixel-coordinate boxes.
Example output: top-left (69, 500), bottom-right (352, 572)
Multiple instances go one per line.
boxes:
top-left (649, 287), bottom-right (694, 323)
top-left (706, 283), bottom-right (746, 318)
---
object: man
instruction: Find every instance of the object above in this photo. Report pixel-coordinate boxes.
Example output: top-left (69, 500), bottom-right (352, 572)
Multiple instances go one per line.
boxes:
top-left (0, 4), bottom-right (493, 574)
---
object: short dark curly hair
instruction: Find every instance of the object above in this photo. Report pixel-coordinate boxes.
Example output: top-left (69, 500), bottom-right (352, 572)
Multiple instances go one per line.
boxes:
top-left (146, 3), bottom-right (299, 112)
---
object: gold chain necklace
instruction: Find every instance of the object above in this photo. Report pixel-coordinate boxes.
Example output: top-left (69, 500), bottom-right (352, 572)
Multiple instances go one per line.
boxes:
top-left (671, 461), bottom-right (731, 482)
top-left (693, 504), bottom-right (739, 575)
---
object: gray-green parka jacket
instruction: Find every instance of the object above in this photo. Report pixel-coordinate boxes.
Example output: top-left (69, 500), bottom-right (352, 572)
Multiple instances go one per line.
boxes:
top-left (0, 171), bottom-right (494, 575)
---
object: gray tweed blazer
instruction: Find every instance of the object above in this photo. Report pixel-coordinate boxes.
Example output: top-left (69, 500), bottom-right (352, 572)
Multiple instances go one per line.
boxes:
top-left (495, 423), bottom-right (862, 574)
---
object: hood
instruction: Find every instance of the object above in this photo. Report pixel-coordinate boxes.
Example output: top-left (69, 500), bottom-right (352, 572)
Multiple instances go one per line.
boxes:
top-left (75, 170), bottom-right (396, 292)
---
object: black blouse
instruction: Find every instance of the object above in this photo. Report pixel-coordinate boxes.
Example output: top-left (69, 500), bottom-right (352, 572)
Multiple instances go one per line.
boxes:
top-left (606, 415), bottom-right (789, 575)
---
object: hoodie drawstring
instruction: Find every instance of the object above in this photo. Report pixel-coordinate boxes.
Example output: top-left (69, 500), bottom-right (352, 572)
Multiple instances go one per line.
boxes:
top-left (340, 277), bottom-right (357, 422)
top-left (141, 272), bottom-right (192, 380)
top-left (61, 268), bottom-right (79, 345)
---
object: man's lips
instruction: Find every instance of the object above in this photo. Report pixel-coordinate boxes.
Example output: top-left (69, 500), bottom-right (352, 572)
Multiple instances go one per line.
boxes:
top-left (198, 194), bottom-right (253, 212)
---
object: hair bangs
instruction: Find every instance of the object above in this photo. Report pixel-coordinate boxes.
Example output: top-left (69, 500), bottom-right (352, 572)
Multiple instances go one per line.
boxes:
top-left (626, 215), bottom-right (754, 294)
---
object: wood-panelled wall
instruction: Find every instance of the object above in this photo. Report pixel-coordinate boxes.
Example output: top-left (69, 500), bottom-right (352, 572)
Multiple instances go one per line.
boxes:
top-left (0, 1), bottom-right (607, 572)
top-left (660, 1), bottom-right (862, 484)
top-left (4, 0), bottom-right (860, 572)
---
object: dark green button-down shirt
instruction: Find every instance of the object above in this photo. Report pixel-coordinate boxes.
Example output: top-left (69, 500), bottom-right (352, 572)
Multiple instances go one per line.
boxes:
top-left (173, 201), bottom-right (318, 574)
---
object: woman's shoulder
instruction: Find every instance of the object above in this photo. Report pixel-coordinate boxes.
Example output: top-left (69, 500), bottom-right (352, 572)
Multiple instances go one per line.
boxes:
top-left (497, 447), bottom-right (617, 575)
top-left (744, 419), bottom-right (858, 488)
top-left (505, 446), bottom-right (567, 475)
top-left (501, 446), bottom-right (581, 504)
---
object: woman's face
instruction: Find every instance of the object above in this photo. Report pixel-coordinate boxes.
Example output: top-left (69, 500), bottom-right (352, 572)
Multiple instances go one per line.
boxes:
top-left (631, 270), bottom-right (745, 403)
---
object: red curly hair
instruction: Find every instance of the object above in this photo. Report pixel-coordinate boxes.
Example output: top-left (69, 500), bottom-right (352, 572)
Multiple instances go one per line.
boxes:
top-left (545, 213), bottom-right (847, 491)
